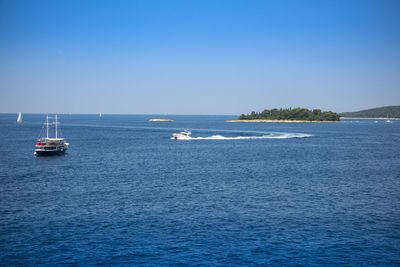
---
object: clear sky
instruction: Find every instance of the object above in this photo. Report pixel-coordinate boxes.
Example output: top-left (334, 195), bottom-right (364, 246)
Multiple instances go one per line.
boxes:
top-left (0, 0), bottom-right (399, 114)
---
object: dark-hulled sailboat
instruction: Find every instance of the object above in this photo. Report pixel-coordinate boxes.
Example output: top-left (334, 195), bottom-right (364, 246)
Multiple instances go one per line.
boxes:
top-left (34, 115), bottom-right (69, 156)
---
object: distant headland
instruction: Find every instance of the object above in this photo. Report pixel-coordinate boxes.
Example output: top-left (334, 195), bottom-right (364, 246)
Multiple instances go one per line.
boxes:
top-left (340, 105), bottom-right (400, 119)
top-left (228, 108), bottom-right (340, 123)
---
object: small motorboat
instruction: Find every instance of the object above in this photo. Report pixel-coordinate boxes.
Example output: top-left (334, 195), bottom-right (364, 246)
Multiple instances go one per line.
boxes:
top-left (34, 115), bottom-right (69, 156)
top-left (172, 130), bottom-right (192, 140)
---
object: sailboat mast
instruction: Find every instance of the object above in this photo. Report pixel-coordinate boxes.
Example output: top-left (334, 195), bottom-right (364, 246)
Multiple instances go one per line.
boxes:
top-left (55, 114), bottom-right (58, 139)
top-left (46, 115), bottom-right (49, 139)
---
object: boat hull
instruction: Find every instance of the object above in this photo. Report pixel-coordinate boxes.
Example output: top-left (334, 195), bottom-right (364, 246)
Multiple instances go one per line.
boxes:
top-left (34, 149), bottom-right (67, 156)
top-left (34, 148), bottom-right (67, 156)
top-left (34, 144), bottom-right (68, 156)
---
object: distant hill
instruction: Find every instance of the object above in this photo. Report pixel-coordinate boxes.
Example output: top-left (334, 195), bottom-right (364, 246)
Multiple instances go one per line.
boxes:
top-left (340, 106), bottom-right (400, 118)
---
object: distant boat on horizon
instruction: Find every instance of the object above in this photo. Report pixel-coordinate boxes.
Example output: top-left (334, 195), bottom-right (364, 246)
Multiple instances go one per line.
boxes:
top-left (17, 112), bottom-right (23, 124)
top-left (99, 113), bottom-right (102, 117)
top-left (386, 114), bottom-right (391, 123)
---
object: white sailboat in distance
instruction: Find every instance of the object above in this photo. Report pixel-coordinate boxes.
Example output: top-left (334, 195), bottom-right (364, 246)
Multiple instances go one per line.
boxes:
top-left (99, 113), bottom-right (102, 117)
top-left (386, 114), bottom-right (391, 123)
top-left (17, 112), bottom-right (23, 124)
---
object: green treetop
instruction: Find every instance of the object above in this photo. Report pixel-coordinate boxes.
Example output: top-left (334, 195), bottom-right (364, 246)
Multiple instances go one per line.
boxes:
top-left (239, 108), bottom-right (340, 121)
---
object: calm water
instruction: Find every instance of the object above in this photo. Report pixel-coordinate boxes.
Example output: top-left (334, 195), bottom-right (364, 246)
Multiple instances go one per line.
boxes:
top-left (0, 114), bottom-right (399, 265)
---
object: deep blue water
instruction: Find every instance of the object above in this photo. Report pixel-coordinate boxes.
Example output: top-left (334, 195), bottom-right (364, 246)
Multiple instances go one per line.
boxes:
top-left (0, 114), bottom-right (399, 266)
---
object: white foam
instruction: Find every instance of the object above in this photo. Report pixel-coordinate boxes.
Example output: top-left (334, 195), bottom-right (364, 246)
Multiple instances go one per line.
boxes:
top-left (171, 133), bottom-right (313, 140)
top-left (65, 123), bottom-right (313, 141)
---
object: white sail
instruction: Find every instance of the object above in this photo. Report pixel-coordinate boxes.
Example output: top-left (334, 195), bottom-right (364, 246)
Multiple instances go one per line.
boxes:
top-left (17, 112), bottom-right (23, 124)
top-left (99, 113), bottom-right (102, 117)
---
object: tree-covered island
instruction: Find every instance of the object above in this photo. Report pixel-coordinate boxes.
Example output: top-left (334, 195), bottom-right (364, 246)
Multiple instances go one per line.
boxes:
top-left (238, 108), bottom-right (340, 121)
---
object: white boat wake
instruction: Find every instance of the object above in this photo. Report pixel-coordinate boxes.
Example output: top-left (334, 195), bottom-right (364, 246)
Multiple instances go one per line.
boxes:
top-left (64, 123), bottom-right (313, 141)
top-left (171, 132), bottom-right (313, 140)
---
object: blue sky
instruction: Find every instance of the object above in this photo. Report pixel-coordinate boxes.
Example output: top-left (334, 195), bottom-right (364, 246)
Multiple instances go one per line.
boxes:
top-left (0, 0), bottom-right (399, 114)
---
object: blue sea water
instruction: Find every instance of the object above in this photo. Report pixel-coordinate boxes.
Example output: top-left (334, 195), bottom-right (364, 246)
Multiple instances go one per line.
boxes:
top-left (0, 114), bottom-right (399, 266)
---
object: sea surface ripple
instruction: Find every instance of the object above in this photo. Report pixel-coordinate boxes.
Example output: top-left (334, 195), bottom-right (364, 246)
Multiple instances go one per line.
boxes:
top-left (0, 114), bottom-right (399, 265)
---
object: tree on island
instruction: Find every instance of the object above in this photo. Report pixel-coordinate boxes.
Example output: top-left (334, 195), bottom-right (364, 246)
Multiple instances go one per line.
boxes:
top-left (239, 108), bottom-right (340, 121)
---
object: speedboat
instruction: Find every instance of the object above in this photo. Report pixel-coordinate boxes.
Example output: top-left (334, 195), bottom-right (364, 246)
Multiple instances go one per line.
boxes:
top-left (172, 130), bottom-right (191, 140)
top-left (34, 115), bottom-right (69, 156)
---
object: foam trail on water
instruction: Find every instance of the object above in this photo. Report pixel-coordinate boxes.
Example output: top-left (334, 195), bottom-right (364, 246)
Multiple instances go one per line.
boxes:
top-left (171, 133), bottom-right (313, 140)
top-left (65, 123), bottom-right (313, 140)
